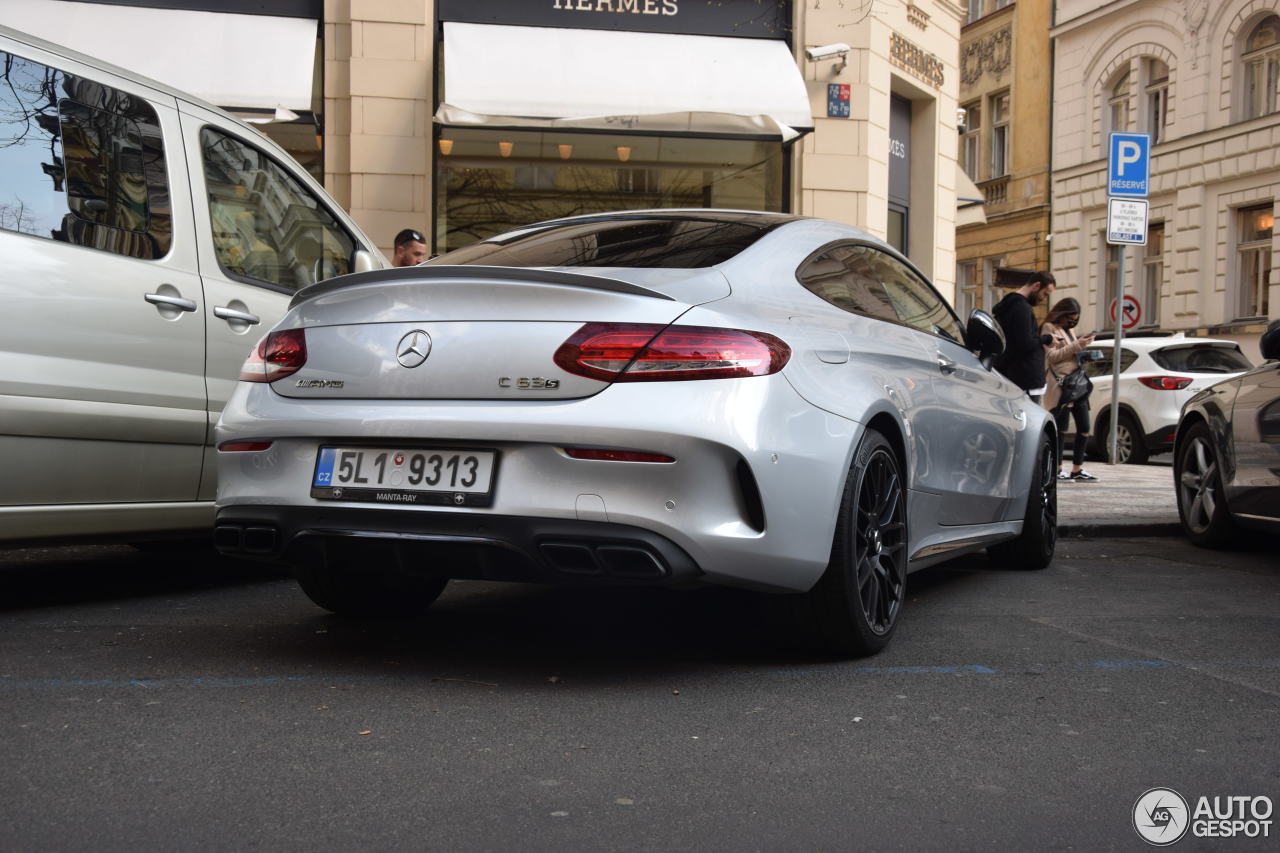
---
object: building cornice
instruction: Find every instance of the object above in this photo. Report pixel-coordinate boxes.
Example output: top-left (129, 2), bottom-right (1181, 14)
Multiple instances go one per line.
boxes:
top-left (1051, 0), bottom-right (1148, 37)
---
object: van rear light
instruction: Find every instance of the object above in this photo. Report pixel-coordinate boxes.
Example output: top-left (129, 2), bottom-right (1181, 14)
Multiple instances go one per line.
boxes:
top-left (239, 329), bottom-right (307, 382)
top-left (1138, 375), bottom-right (1193, 390)
top-left (564, 448), bottom-right (676, 463)
top-left (553, 323), bottom-right (790, 382)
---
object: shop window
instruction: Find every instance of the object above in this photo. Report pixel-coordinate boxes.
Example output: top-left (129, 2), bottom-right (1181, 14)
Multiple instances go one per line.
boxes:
top-left (201, 127), bottom-right (356, 290)
top-left (434, 129), bottom-right (783, 254)
top-left (989, 91), bottom-right (1010, 178)
top-left (960, 101), bottom-right (981, 180)
top-left (0, 50), bottom-right (171, 259)
top-left (1143, 58), bottom-right (1169, 144)
top-left (1243, 15), bottom-right (1280, 120)
top-left (1142, 222), bottom-right (1163, 328)
top-left (1236, 203), bottom-right (1274, 319)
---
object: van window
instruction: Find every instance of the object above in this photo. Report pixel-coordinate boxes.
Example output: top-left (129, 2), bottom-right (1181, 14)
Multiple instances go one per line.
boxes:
top-left (0, 51), bottom-right (172, 258)
top-left (200, 128), bottom-right (355, 290)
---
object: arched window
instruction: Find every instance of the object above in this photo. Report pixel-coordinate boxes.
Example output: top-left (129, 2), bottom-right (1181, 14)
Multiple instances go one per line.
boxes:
top-left (1144, 58), bottom-right (1169, 143)
top-left (1243, 15), bottom-right (1280, 119)
top-left (1108, 68), bottom-right (1131, 134)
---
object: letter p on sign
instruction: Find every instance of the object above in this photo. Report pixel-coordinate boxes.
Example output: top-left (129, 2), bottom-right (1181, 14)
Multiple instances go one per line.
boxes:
top-left (1108, 132), bottom-right (1150, 197)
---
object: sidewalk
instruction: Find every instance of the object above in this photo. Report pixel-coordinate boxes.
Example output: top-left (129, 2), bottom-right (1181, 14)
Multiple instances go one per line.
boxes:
top-left (1056, 461), bottom-right (1181, 538)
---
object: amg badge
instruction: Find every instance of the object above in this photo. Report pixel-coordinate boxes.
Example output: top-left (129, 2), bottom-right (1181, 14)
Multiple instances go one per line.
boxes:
top-left (295, 378), bottom-right (345, 389)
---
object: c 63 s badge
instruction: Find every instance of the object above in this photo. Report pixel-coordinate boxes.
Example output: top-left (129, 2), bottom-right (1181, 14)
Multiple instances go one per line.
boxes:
top-left (499, 377), bottom-right (560, 390)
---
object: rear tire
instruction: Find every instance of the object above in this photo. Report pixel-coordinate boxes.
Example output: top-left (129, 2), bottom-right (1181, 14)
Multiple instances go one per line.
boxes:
top-left (988, 430), bottom-right (1057, 570)
top-left (1100, 412), bottom-right (1148, 465)
top-left (796, 428), bottom-right (907, 657)
top-left (1175, 422), bottom-right (1235, 548)
top-left (295, 557), bottom-right (447, 617)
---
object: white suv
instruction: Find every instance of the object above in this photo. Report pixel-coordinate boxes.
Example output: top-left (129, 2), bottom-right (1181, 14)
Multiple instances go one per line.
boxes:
top-left (1070, 334), bottom-right (1253, 464)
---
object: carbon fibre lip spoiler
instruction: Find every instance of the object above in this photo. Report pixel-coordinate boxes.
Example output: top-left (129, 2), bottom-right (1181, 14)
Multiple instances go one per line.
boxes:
top-left (291, 265), bottom-right (676, 309)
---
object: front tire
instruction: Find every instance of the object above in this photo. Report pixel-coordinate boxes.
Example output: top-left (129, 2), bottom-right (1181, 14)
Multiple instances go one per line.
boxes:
top-left (988, 430), bottom-right (1057, 569)
top-left (797, 428), bottom-right (907, 657)
top-left (1175, 421), bottom-right (1235, 548)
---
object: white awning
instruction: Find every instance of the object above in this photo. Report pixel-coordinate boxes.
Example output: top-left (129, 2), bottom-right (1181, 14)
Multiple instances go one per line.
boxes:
top-left (436, 23), bottom-right (813, 141)
top-left (956, 163), bottom-right (987, 227)
top-left (6, 0), bottom-right (318, 111)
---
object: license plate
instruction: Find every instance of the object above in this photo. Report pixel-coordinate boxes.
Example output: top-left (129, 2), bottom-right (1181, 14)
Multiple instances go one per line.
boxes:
top-left (311, 447), bottom-right (497, 507)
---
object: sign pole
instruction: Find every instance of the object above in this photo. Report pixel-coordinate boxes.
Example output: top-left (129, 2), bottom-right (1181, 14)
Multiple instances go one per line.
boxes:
top-left (1108, 251), bottom-right (1126, 465)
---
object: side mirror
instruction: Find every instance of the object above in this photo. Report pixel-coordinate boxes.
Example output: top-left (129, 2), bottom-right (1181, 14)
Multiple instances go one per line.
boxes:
top-left (965, 309), bottom-right (1005, 368)
top-left (353, 249), bottom-right (379, 274)
top-left (1260, 318), bottom-right (1280, 362)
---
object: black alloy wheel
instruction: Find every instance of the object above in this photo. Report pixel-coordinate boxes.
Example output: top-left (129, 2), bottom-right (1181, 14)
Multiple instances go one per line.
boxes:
top-left (987, 430), bottom-right (1057, 569)
top-left (1175, 421), bottom-right (1235, 548)
top-left (800, 428), bottom-right (907, 656)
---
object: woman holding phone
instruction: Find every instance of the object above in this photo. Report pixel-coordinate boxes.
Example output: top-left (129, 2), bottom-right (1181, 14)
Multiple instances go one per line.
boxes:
top-left (1041, 297), bottom-right (1098, 481)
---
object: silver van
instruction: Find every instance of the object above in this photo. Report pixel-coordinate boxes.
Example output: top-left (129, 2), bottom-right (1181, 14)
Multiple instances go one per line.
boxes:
top-left (0, 24), bottom-right (387, 544)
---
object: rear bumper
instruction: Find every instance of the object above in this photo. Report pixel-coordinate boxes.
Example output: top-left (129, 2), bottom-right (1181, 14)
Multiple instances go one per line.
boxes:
top-left (1145, 423), bottom-right (1178, 452)
top-left (215, 505), bottom-right (703, 587)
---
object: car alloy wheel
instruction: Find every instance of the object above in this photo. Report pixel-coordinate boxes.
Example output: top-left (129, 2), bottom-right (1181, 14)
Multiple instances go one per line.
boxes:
top-left (1175, 422), bottom-right (1234, 547)
top-left (799, 428), bottom-right (907, 656)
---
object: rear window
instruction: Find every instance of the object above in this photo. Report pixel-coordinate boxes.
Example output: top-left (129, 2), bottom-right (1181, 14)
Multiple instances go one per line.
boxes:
top-left (428, 215), bottom-right (790, 269)
top-left (1152, 344), bottom-right (1252, 373)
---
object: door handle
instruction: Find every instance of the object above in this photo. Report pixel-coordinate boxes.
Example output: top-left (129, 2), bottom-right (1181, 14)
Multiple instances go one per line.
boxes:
top-left (936, 355), bottom-right (957, 375)
top-left (144, 292), bottom-right (197, 312)
top-left (213, 306), bottom-right (261, 325)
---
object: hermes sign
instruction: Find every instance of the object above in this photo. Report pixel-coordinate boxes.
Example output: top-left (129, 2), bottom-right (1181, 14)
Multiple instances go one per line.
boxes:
top-left (438, 0), bottom-right (792, 39)
top-left (889, 32), bottom-right (944, 88)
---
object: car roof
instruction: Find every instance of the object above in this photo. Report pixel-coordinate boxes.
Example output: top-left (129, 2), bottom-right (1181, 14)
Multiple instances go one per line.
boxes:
top-left (1087, 334), bottom-right (1240, 350)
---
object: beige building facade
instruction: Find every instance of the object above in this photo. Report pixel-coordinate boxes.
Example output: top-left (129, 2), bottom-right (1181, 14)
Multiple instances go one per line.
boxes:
top-left (955, 0), bottom-right (1054, 317)
top-left (1051, 0), bottom-right (1279, 360)
top-left (323, 0), bottom-right (966, 297)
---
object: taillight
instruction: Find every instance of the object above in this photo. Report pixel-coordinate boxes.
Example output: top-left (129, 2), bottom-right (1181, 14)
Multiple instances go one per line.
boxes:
top-left (239, 329), bottom-right (307, 382)
top-left (218, 441), bottom-right (274, 452)
top-left (564, 448), bottom-right (676, 463)
top-left (1138, 375), bottom-right (1193, 391)
top-left (553, 323), bottom-right (790, 382)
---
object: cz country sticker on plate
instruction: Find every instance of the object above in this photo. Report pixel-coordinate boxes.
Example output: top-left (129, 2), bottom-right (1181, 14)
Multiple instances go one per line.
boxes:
top-left (311, 447), bottom-right (497, 507)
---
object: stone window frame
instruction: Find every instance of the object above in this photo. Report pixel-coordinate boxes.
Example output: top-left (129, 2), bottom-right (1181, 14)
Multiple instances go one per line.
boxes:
top-left (1093, 44), bottom-right (1177, 158)
top-left (1219, 3), bottom-right (1280, 122)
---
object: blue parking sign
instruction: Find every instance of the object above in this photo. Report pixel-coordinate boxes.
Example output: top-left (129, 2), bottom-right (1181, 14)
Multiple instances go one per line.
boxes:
top-left (1108, 132), bottom-right (1150, 197)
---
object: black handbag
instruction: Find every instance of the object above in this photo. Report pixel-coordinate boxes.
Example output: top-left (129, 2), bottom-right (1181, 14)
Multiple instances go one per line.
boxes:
top-left (1057, 366), bottom-right (1093, 405)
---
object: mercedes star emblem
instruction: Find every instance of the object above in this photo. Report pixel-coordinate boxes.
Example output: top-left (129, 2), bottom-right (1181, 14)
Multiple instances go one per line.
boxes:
top-left (396, 330), bottom-right (432, 368)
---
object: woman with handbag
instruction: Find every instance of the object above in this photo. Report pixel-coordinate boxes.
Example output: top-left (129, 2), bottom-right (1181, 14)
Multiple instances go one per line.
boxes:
top-left (1041, 297), bottom-right (1099, 481)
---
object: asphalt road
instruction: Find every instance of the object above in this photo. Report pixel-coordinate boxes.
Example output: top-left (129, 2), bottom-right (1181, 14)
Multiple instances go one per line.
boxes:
top-left (2, 536), bottom-right (1277, 852)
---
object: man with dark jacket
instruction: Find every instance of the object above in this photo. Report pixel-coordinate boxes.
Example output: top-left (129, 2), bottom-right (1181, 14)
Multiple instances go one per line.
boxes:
top-left (992, 271), bottom-right (1056, 402)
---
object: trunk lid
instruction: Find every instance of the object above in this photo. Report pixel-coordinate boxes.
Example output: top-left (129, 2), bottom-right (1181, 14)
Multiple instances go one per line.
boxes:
top-left (274, 266), bottom-right (729, 400)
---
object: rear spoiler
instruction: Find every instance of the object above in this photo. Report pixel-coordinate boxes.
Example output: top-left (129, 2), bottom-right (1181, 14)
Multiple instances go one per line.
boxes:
top-left (292, 265), bottom-right (676, 309)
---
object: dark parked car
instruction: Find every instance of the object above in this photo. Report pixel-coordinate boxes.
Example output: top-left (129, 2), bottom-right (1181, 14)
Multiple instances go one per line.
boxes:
top-left (1174, 319), bottom-right (1280, 547)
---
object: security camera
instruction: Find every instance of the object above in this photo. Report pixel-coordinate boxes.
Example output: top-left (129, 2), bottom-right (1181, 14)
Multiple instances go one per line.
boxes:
top-left (805, 43), bottom-right (851, 62)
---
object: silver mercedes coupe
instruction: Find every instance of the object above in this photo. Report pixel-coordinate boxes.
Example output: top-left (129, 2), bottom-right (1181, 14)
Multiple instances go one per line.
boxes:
top-left (214, 211), bottom-right (1058, 656)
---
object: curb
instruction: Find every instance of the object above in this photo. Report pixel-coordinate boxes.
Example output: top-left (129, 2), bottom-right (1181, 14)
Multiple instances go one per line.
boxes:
top-left (1057, 522), bottom-right (1182, 539)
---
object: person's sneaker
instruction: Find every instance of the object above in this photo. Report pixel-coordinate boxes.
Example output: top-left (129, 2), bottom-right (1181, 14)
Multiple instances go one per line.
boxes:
top-left (1069, 469), bottom-right (1099, 481)
top-left (1057, 471), bottom-right (1071, 481)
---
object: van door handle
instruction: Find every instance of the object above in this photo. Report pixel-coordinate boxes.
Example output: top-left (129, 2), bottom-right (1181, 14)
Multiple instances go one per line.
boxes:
top-left (144, 292), bottom-right (197, 312)
top-left (213, 306), bottom-right (261, 325)
top-left (936, 355), bottom-right (957, 375)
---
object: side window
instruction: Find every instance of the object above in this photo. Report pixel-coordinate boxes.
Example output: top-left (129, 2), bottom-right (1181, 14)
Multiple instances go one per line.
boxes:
top-left (860, 248), bottom-right (965, 342)
top-left (1082, 347), bottom-right (1138, 377)
top-left (0, 51), bottom-right (171, 259)
top-left (796, 245), bottom-right (899, 323)
top-left (201, 127), bottom-right (355, 290)
top-left (799, 244), bottom-right (965, 342)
